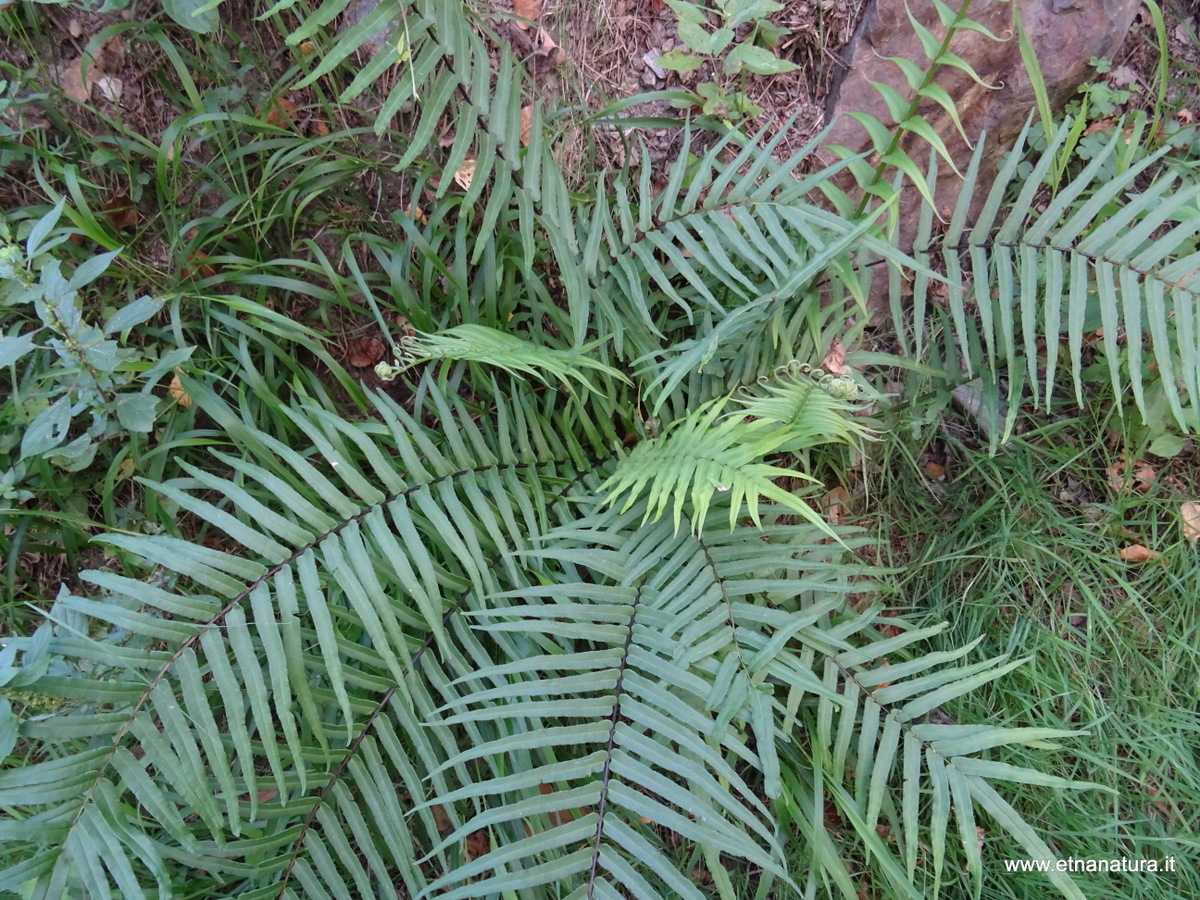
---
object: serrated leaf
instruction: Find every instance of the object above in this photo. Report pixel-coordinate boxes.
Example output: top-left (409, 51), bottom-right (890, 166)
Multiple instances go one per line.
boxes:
top-left (725, 42), bottom-right (798, 75)
top-left (114, 393), bottom-right (161, 433)
top-left (20, 395), bottom-right (72, 459)
top-left (0, 332), bottom-right (37, 368)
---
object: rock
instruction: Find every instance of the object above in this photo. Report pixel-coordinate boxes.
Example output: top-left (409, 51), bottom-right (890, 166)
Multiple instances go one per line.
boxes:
top-left (643, 50), bottom-right (667, 79)
top-left (338, 0), bottom-right (399, 57)
top-left (820, 0), bottom-right (1141, 260)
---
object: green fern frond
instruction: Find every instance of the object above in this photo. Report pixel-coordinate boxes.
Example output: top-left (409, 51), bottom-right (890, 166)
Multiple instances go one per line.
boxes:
top-left (0, 367), bottom-right (1103, 897)
top-left (394, 324), bottom-right (629, 395)
top-left (896, 115), bottom-right (1200, 444)
top-left (598, 397), bottom-right (823, 534)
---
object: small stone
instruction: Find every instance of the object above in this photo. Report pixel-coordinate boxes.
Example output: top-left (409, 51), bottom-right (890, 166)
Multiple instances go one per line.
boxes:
top-left (641, 69), bottom-right (659, 88)
top-left (96, 76), bottom-right (122, 104)
top-left (642, 50), bottom-right (667, 79)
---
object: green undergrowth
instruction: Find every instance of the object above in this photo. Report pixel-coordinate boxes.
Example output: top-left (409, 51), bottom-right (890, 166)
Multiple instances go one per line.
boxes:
top-left (1, 0), bottom-right (1199, 898)
top-left (866, 403), bottom-right (1200, 898)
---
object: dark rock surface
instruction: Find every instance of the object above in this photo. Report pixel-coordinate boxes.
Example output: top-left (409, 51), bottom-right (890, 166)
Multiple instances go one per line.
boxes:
top-left (820, 0), bottom-right (1142, 237)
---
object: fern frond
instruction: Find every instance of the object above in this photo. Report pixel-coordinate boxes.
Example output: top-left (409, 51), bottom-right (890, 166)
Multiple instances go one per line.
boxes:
top-left (599, 398), bottom-right (820, 534)
top-left (899, 116), bottom-right (1200, 442)
top-left (396, 324), bottom-right (628, 394)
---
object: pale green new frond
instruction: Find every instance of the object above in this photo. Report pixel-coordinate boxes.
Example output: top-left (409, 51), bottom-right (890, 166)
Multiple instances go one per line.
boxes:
top-left (598, 398), bottom-right (828, 535)
top-left (398, 324), bottom-right (627, 394)
top-left (600, 364), bottom-right (867, 535)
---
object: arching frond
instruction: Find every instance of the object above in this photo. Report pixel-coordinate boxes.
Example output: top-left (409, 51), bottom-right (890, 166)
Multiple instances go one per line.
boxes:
top-left (0, 370), bottom-right (1098, 898)
top-left (893, 116), bottom-right (1200, 445)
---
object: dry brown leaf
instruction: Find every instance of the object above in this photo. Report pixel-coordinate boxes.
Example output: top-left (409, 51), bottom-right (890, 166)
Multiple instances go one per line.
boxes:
top-left (536, 782), bottom-right (592, 827)
top-left (465, 830), bottom-right (490, 861)
top-left (58, 55), bottom-right (93, 103)
top-left (821, 337), bottom-right (852, 377)
top-left (1181, 501), bottom-right (1200, 546)
top-left (519, 105), bottom-right (534, 147)
top-left (872, 658), bottom-right (891, 691)
top-left (102, 192), bottom-right (139, 232)
top-left (431, 803), bottom-right (452, 833)
top-left (168, 370), bottom-right (192, 408)
top-left (823, 485), bottom-right (850, 526)
top-left (1118, 544), bottom-right (1162, 564)
top-left (453, 160), bottom-right (476, 191)
top-left (182, 230), bottom-right (216, 280)
top-left (513, 0), bottom-right (542, 29)
top-left (96, 35), bottom-right (126, 73)
top-left (534, 27), bottom-right (567, 67)
top-left (182, 250), bottom-right (216, 280)
top-left (1107, 453), bottom-right (1156, 494)
top-left (348, 336), bottom-right (386, 368)
top-left (95, 76), bottom-right (123, 104)
top-left (878, 610), bottom-right (902, 639)
top-left (263, 97), bottom-right (296, 128)
top-left (923, 461), bottom-right (947, 482)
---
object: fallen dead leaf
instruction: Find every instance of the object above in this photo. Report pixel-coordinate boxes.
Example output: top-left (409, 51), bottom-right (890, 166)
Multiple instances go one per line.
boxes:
top-left (1107, 453), bottom-right (1156, 494)
top-left (519, 105), bottom-right (534, 147)
top-left (102, 192), bottom-right (139, 232)
top-left (465, 830), bottom-right (490, 861)
top-left (823, 485), bottom-right (850, 525)
top-left (58, 55), bottom-right (93, 103)
top-left (263, 96), bottom-right (296, 128)
top-left (878, 610), bottom-right (902, 639)
top-left (1181, 502), bottom-right (1200, 546)
top-left (168, 370), bottom-right (192, 408)
top-left (96, 35), bottom-right (126, 73)
top-left (923, 461), bottom-right (947, 482)
top-left (431, 803), bottom-right (451, 833)
top-left (405, 202), bottom-right (427, 225)
top-left (534, 27), bottom-right (567, 68)
top-left (821, 337), bottom-right (852, 377)
top-left (182, 227), bottom-right (216, 279)
top-left (348, 336), bottom-right (386, 368)
top-left (453, 160), bottom-right (476, 191)
top-left (873, 659), bottom-right (891, 691)
top-left (513, 0), bottom-right (541, 29)
top-left (182, 249), bottom-right (216, 280)
top-left (1118, 544), bottom-right (1162, 564)
top-left (95, 76), bottom-right (123, 104)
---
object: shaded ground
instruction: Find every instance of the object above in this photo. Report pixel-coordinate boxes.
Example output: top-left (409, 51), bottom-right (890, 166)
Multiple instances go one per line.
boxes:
top-left (5, 0), bottom-right (1197, 209)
